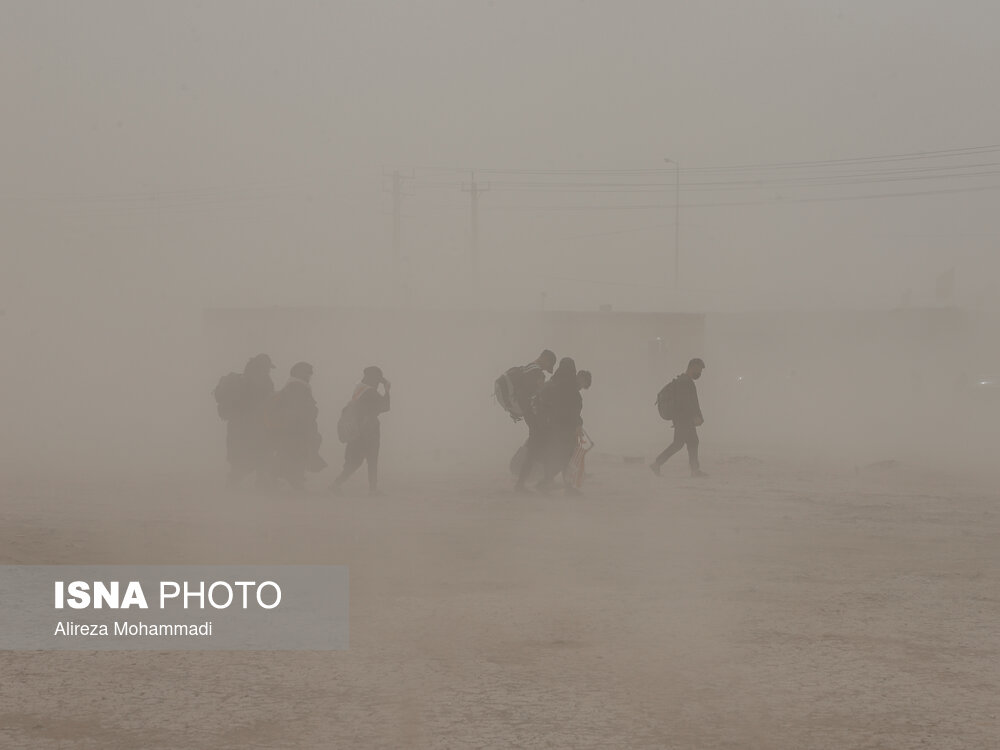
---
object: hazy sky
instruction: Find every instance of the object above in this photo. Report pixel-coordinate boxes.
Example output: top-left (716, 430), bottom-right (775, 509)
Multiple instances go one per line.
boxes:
top-left (3, 1), bottom-right (999, 314)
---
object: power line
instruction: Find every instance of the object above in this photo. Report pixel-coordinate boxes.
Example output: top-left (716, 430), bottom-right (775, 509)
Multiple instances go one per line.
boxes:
top-left (406, 144), bottom-right (1000, 178)
top-left (437, 169), bottom-right (1000, 193)
top-left (407, 157), bottom-right (1000, 196)
top-left (682, 182), bottom-right (1000, 208)
top-left (489, 270), bottom-right (671, 291)
top-left (456, 182), bottom-right (1000, 212)
top-left (561, 223), bottom-right (675, 241)
top-left (679, 144), bottom-right (1000, 173)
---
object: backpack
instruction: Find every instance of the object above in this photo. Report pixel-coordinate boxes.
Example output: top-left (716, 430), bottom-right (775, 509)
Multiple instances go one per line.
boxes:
top-left (336, 384), bottom-right (370, 443)
top-left (655, 378), bottom-right (678, 421)
top-left (494, 366), bottom-right (526, 421)
top-left (213, 372), bottom-right (244, 420)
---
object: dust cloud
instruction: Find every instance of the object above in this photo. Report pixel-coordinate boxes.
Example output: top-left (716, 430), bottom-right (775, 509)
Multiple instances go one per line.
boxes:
top-left (2, 2), bottom-right (1000, 748)
top-left (2, 301), bottom-right (995, 480)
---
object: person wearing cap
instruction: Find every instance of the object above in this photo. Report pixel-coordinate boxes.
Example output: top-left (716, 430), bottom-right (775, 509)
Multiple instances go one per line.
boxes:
top-left (219, 353), bottom-right (276, 487)
top-left (651, 357), bottom-right (707, 478)
top-left (330, 366), bottom-right (391, 495)
top-left (271, 361), bottom-right (325, 491)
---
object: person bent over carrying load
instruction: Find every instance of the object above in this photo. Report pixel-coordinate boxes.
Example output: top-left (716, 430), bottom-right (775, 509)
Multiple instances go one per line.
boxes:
top-left (507, 350), bottom-right (556, 492)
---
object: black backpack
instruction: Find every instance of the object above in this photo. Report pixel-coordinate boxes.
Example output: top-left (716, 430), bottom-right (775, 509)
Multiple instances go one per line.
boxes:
top-left (494, 366), bottom-right (527, 421)
top-left (655, 378), bottom-right (678, 421)
top-left (337, 384), bottom-right (370, 443)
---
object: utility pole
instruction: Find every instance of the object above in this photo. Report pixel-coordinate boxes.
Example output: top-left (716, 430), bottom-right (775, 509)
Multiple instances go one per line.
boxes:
top-left (384, 169), bottom-right (413, 261)
top-left (674, 161), bottom-right (680, 289)
top-left (664, 158), bottom-right (680, 289)
top-left (461, 172), bottom-right (489, 279)
top-left (392, 170), bottom-right (402, 260)
top-left (383, 168), bottom-right (413, 302)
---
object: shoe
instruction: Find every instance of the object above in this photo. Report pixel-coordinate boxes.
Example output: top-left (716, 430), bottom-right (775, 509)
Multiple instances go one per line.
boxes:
top-left (513, 482), bottom-right (534, 495)
top-left (691, 470), bottom-right (708, 478)
top-left (535, 480), bottom-right (555, 494)
top-left (649, 464), bottom-right (661, 477)
top-left (329, 483), bottom-right (343, 496)
top-left (564, 486), bottom-right (583, 496)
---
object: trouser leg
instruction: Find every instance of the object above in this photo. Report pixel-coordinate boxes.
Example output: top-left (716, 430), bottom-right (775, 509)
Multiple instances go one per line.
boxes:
top-left (334, 441), bottom-right (365, 485)
top-left (654, 426), bottom-right (687, 468)
top-left (366, 435), bottom-right (380, 491)
top-left (685, 427), bottom-right (700, 471)
top-left (543, 430), bottom-right (575, 484)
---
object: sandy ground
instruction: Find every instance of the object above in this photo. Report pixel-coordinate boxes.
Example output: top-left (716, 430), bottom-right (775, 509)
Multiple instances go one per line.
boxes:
top-left (1, 446), bottom-right (998, 749)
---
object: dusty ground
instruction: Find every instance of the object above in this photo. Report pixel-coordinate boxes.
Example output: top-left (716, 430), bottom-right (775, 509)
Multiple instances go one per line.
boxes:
top-left (1, 447), bottom-right (998, 749)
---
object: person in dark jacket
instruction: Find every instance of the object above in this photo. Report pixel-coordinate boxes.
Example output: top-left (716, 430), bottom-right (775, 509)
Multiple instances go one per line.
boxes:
top-left (331, 366), bottom-right (391, 495)
top-left (223, 353), bottom-right (276, 487)
top-left (535, 357), bottom-right (585, 492)
top-left (651, 357), bottom-right (707, 478)
top-left (271, 361), bottom-right (325, 491)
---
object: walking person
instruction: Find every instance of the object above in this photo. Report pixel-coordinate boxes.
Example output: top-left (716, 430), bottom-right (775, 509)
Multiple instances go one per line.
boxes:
top-left (213, 353), bottom-right (276, 488)
top-left (560, 369), bottom-right (592, 495)
top-left (511, 358), bottom-right (553, 492)
top-left (271, 361), bottom-right (326, 491)
top-left (535, 357), bottom-right (585, 493)
top-left (496, 349), bottom-right (556, 423)
top-left (651, 358), bottom-right (707, 478)
top-left (331, 366), bottom-right (390, 496)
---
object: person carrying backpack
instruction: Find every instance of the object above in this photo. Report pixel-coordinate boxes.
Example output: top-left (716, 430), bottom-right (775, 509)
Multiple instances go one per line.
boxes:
top-left (213, 353), bottom-right (276, 487)
top-left (495, 349), bottom-right (556, 422)
top-left (330, 366), bottom-right (391, 496)
top-left (651, 358), bottom-right (707, 478)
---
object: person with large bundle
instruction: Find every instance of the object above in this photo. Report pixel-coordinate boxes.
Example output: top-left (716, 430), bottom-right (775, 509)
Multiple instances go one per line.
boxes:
top-left (499, 350), bottom-right (556, 493)
top-left (495, 349), bottom-right (556, 422)
top-left (213, 353), bottom-right (276, 488)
